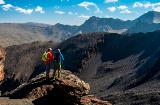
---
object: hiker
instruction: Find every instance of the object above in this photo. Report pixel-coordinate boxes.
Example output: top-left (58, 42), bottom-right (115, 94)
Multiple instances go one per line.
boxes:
top-left (43, 48), bottom-right (54, 79)
top-left (53, 49), bottom-right (64, 79)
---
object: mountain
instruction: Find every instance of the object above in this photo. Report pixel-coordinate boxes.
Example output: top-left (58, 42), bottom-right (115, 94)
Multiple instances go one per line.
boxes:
top-left (1, 31), bottom-right (160, 104)
top-left (134, 11), bottom-right (160, 24)
top-left (124, 20), bottom-right (160, 34)
top-left (75, 16), bottom-right (132, 33)
top-left (1, 11), bottom-right (160, 48)
top-left (125, 11), bottom-right (160, 33)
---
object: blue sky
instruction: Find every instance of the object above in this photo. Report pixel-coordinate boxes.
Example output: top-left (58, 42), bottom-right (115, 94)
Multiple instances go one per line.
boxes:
top-left (0, 0), bottom-right (160, 26)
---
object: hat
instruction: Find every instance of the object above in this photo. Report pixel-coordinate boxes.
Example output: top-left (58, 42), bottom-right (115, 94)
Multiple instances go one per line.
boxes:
top-left (48, 48), bottom-right (52, 51)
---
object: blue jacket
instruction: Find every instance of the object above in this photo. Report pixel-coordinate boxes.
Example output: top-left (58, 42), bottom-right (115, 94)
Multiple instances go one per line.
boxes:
top-left (55, 51), bottom-right (64, 64)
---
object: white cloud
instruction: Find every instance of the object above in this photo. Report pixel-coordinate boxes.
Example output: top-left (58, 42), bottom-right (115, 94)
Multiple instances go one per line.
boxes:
top-left (107, 7), bottom-right (116, 12)
top-left (68, 12), bottom-right (73, 15)
top-left (35, 6), bottom-right (44, 13)
top-left (75, 12), bottom-right (78, 15)
top-left (55, 11), bottom-right (65, 14)
top-left (154, 6), bottom-right (160, 12)
top-left (78, 1), bottom-right (102, 13)
top-left (118, 5), bottom-right (128, 10)
top-left (117, 5), bottom-right (131, 14)
top-left (133, 2), bottom-right (144, 8)
top-left (61, 0), bottom-right (69, 2)
top-left (78, 14), bottom-right (90, 19)
top-left (133, 2), bottom-right (160, 9)
top-left (0, 0), bottom-right (5, 4)
top-left (15, 7), bottom-right (33, 14)
top-left (105, 0), bottom-right (118, 3)
top-left (120, 9), bottom-right (131, 13)
top-left (144, 2), bottom-right (153, 9)
top-left (106, 15), bottom-right (112, 18)
top-left (1, 4), bottom-right (13, 11)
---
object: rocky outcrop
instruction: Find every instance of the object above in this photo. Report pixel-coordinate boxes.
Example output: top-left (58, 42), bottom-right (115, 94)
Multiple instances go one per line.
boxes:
top-left (4, 70), bottom-right (111, 105)
top-left (0, 46), bottom-right (5, 82)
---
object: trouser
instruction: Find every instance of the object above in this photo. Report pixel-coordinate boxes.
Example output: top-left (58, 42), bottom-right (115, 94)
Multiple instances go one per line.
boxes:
top-left (53, 63), bottom-right (61, 78)
top-left (45, 63), bottom-right (51, 79)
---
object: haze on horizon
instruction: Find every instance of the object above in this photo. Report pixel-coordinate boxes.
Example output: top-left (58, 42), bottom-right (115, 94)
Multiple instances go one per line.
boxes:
top-left (0, 0), bottom-right (160, 26)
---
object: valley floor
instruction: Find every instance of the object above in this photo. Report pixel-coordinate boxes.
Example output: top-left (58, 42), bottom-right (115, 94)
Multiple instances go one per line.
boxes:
top-left (0, 97), bottom-right (34, 105)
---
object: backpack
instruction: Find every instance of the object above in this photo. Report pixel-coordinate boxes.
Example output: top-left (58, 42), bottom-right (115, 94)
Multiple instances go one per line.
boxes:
top-left (42, 52), bottom-right (49, 62)
top-left (54, 52), bottom-right (60, 63)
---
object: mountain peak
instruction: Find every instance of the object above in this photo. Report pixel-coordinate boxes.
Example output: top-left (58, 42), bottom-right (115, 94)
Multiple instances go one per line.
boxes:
top-left (135, 11), bottom-right (160, 24)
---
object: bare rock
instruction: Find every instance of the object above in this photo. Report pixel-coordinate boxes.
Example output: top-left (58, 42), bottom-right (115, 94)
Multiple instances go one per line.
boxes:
top-left (80, 95), bottom-right (112, 105)
top-left (4, 70), bottom-right (111, 105)
top-left (0, 46), bottom-right (6, 81)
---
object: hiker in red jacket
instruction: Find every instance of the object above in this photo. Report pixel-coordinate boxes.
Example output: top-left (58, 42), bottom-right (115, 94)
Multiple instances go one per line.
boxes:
top-left (44, 48), bottom-right (54, 79)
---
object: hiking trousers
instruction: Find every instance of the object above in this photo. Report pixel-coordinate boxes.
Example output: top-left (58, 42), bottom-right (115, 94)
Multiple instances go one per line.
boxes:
top-left (45, 63), bottom-right (51, 79)
top-left (53, 63), bottom-right (61, 78)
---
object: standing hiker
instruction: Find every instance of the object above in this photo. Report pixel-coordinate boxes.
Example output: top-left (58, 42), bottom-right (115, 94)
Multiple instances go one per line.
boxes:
top-left (42, 48), bottom-right (54, 79)
top-left (53, 49), bottom-right (64, 79)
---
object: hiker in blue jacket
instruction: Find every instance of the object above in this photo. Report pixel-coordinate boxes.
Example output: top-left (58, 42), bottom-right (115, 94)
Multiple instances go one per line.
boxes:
top-left (53, 49), bottom-right (64, 79)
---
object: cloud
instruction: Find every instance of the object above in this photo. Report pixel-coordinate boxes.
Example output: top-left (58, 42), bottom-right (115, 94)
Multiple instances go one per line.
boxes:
top-left (55, 11), bottom-right (65, 14)
top-left (106, 15), bottom-right (112, 18)
top-left (154, 6), bottom-right (160, 12)
top-left (105, 0), bottom-right (118, 3)
top-left (107, 7), bottom-right (116, 12)
top-left (61, 0), bottom-right (69, 2)
top-left (120, 9), bottom-right (131, 13)
top-left (78, 1), bottom-right (102, 13)
top-left (117, 5), bottom-right (131, 13)
top-left (1, 4), bottom-right (13, 11)
top-left (15, 7), bottom-right (33, 14)
top-left (133, 2), bottom-right (160, 9)
top-left (35, 6), bottom-right (44, 13)
top-left (118, 5), bottom-right (128, 10)
top-left (0, 0), bottom-right (5, 4)
top-left (75, 12), bottom-right (78, 15)
top-left (133, 2), bottom-right (144, 8)
top-left (68, 12), bottom-right (73, 15)
top-left (78, 14), bottom-right (90, 19)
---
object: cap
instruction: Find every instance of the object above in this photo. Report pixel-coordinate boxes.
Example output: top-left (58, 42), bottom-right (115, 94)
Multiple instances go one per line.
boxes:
top-left (48, 48), bottom-right (52, 51)
top-left (57, 49), bottom-right (60, 52)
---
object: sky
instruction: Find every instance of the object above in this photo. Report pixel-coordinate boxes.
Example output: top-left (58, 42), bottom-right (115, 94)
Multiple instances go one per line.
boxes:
top-left (0, 0), bottom-right (160, 26)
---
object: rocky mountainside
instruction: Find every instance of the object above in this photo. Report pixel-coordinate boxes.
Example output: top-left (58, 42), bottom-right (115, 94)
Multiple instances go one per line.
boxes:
top-left (1, 11), bottom-right (160, 47)
top-left (133, 11), bottom-right (160, 24)
top-left (1, 31), bottom-right (160, 104)
top-left (124, 20), bottom-right (160, 34)
top-left (125, 11), bottom-right (160, 34)
top-left (0, 47), bottom-right (5, 82)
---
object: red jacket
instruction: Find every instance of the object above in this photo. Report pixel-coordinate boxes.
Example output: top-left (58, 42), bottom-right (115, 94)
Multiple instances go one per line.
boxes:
top-left (44, 51), bottom-right (54, 64)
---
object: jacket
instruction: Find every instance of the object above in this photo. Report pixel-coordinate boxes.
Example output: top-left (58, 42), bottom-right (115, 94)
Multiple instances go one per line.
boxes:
top-left (44, 51), bottom-right (54, 64)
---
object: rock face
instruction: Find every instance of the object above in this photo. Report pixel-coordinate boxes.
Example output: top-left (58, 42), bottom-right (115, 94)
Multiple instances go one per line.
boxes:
top-left (0, 46), bottom-right (5, 81)
top-left (4, 70), bottom-right (111, 105)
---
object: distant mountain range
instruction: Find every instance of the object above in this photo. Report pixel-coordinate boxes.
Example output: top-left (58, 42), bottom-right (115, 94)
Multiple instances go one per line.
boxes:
top-left (0, 11), bottom-right (160, 47)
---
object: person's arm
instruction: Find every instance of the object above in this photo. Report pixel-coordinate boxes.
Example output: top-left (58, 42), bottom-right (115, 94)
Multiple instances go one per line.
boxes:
top-left (60, 53), bottom-right (64, 61)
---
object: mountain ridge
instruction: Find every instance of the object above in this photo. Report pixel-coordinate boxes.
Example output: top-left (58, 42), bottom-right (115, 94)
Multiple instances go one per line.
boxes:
top-left (1, 11), bottom-right (160, 47)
